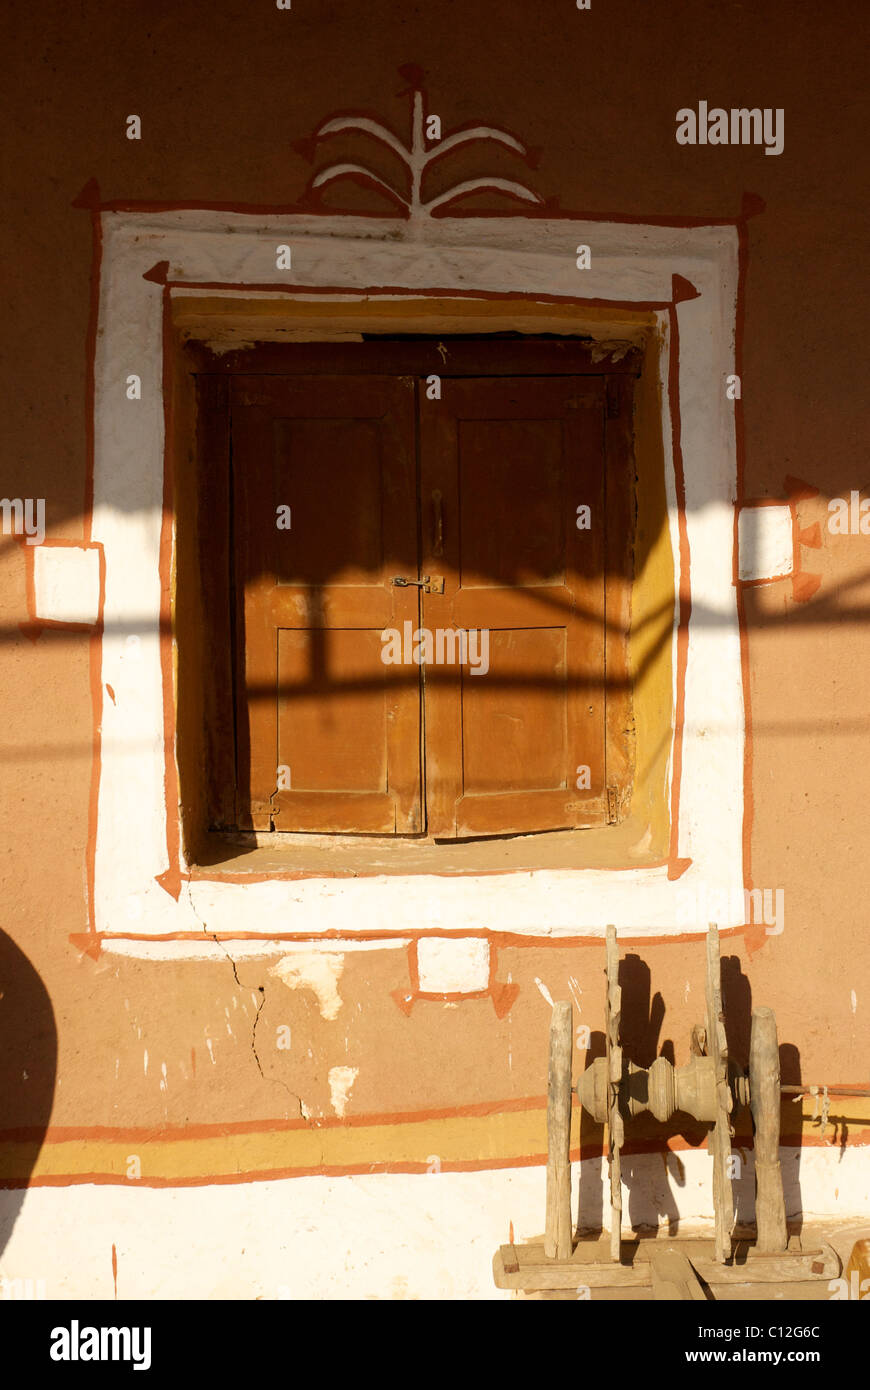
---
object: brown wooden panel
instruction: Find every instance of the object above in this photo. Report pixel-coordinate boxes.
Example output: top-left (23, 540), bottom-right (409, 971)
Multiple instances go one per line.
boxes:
top-left (457, 418), bottom-right (567, 586)
top-left (190, 337), bottom-right (643, 379)
top-left (189, 373), bottom-right (237, 831)
top-left (230, 375), bottom-right (422, 833)
top-left (461, 629), bottom-right (567, 792)
top-left (268, 586), bottom-right (393, 629)
top-left (271, 415), bottom-right (384, 584)
top-left (277, 629), bottom-right (388, 792)
top-left (451, 585), bottom-right (572, 629)
top-left (603, 374), bottom-right (637, 820)
top-left (420, 377), bottom-right (607, 837)
top-left (267, 791), bottom-right (398, 835)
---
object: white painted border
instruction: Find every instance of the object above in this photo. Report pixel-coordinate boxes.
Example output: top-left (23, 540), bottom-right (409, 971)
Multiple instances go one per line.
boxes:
top-left (93, 212), bottom-right (743, 952)
top-left (3, 1146), bottom-right (866, 1298)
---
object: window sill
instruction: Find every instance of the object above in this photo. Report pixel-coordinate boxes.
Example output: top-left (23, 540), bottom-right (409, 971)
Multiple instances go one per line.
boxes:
top-left (188, 814), bottom-right (666, 878)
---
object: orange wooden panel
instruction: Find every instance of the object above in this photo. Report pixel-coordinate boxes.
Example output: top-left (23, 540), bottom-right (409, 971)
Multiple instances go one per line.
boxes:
top-left (268, 586), bottom-right (393, 629)
top-left (276, 629), bottom-right (389, 792)
top-left (461, 629), bottom-right (567, 793)
top-left (420, 377), bottom-right (607, 837)
top-left (230, 376), bottom-right (422, 833)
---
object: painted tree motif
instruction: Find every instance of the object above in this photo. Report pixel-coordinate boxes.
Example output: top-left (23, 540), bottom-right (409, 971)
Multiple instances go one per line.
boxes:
top-left (295, 64), bottom-right (543, 219)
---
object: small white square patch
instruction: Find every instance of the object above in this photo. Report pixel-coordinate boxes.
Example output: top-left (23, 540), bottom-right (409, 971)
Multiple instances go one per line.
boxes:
top-left (417, 937), bottom-right (490, 994)
top-left (34, 546), bottom-right (101, 624)
top-left (738, 504), bottom-right (793, 582)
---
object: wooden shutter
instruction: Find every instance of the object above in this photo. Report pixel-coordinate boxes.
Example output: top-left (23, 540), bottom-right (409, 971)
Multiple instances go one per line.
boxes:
top-left (230, 376), bottom-right (422, 833)
top-left (419, 377), bottom-right (608, 837)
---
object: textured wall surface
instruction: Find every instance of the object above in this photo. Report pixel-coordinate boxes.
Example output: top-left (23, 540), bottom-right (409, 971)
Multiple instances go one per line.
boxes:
top-left (0, 0), bottom-right (867, 1298)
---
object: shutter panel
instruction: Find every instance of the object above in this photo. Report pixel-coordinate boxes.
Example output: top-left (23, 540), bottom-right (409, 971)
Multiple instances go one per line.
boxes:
top-left (419, 377), bottom-right (608, 837)
top-left (230, 376), bottom-right (422, 833)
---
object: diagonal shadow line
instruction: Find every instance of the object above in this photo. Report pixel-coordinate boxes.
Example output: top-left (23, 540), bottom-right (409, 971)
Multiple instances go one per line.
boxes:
top-left (9, 560), bottom-right (870, 645)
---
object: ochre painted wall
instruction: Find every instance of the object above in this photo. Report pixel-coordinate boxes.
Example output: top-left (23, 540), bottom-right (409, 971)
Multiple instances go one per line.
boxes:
top-left (0, 0), bottom-right (867, 1195)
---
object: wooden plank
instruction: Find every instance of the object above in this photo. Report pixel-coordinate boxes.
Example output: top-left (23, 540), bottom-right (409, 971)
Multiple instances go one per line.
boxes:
top-left (602, 373), bottom-right (637, 819)
top-left (419, 376), bottom-right (608, 838)
top-left (268, 586), bottom-right (393, 629)
top-left (455, 788), bottom-right (608, 837)
top-left (493, 1246), bottom-right (647, 1291)
top-left (492, 1239), bottom-right (840, 1292)
top-left (188, 372), bottom-right (237, 830)
top-left (606, 924), bottom-right (624, 1262)
top-left (230, 375), bottom-right (422, 835)
top-left (706, 924), bottom-right (734, 1264)
top-left (750, 1007), bottom-right (788, 1252)
top-left (649, 1248), bottom-right (707, 1301)
top-left (191, 337), bottom-right (644, 379)
top-left (544, 1002), bottom-right (574, 1259)
top-left (691, 1245), bottom-right (840, 1285)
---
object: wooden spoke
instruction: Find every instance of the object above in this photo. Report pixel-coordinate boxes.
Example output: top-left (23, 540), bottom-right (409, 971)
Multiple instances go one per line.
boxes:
top-left (705, 923), bottom-right (734, 1263)
top-left (605, 924), bottom-right (624, 1261)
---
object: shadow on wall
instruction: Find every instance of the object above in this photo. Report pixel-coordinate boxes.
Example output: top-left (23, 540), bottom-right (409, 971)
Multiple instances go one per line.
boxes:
top-left (0, 930), bottom-right (57, 1258)
top-left (574, 948), bottom-right (811, 1237)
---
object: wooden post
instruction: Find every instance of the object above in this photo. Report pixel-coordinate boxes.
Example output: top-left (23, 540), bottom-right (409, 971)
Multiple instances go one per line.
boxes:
top-left (750, 1006), bottom-right (788, 1252)
top-left (544, 1001), bottom-right (574, 1259)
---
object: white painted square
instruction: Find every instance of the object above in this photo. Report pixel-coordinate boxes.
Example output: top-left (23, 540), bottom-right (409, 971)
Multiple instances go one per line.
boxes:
top-left (738, 503), bottom-right (793, 581)
top-left (34, 545), bottom-right (101, 625)
top-left (417, 937), bottom-right (490, 994)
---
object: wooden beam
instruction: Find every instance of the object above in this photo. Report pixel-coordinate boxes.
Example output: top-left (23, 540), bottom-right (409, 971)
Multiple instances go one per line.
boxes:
top-left (649, 1248), bottom-right (707, 1301)
top-left (750, 1007), bottom-right (788, 1252)
top-left (492, 1239), bottom-right (840, 1292)
top-left (544, 1001), bottom-right (574, 1259)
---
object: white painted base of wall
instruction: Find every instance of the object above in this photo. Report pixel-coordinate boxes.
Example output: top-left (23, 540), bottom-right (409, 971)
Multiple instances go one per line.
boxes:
top-left (1, 1148), bottom-right (867, 1300)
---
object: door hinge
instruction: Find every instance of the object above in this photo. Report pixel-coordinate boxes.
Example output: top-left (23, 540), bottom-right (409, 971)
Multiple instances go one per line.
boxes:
top-left (606, 784), bottom-right (620, 824)
top-left (606, 379), bottom-right (621, 419)
top-left (251, 799), bottom-right (281, 831)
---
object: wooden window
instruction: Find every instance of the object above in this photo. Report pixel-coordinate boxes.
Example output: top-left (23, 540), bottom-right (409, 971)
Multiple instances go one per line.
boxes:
top-left (185, 340), bottom-right (637, 847)
top-left (231, 376), bottom-right (422, 833)
top-left (419, 377), bottom-right (607, 837)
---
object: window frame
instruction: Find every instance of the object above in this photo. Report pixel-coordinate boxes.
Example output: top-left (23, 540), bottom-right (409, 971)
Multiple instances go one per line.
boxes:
top-left (178, 338), bottom-right (640, 859)
top-left (84, 210), bottom-right (745, 950)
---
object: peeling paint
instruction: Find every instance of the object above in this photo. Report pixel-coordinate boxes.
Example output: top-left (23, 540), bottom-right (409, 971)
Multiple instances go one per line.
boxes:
top-left (328, 1066), bottom-right (359, 1118)
top-left (269, 952), bottom-right (345, 1020)
top-left (534, 977), bottom-right (554, 1008)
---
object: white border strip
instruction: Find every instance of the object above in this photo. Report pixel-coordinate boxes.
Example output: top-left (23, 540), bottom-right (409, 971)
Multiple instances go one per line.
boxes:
top-left (92, 213), bottom-right (743, 954)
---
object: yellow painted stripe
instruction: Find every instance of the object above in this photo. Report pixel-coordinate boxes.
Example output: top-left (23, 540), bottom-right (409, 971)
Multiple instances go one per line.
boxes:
top-left (1, 1099), bottom-right (867, 1185)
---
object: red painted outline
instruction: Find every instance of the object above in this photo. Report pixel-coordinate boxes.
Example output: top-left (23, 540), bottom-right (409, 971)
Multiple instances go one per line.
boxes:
top-left (69, 923), bottom-right (750, 964)
top-left (71, 185), bottom-right (761, 956)
top-left (1, 1117), bottom-right (865, 1191)
top-left (20, 538), bottom-right (104, 636)
top-left (391, 941), bottom-right (520, 1016)
top-left (785, 475), bottom-right (823, 604)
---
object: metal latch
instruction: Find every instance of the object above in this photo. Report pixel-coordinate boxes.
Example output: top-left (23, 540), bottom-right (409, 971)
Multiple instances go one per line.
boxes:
top-left (391, 575), bottom-right (445, 594)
